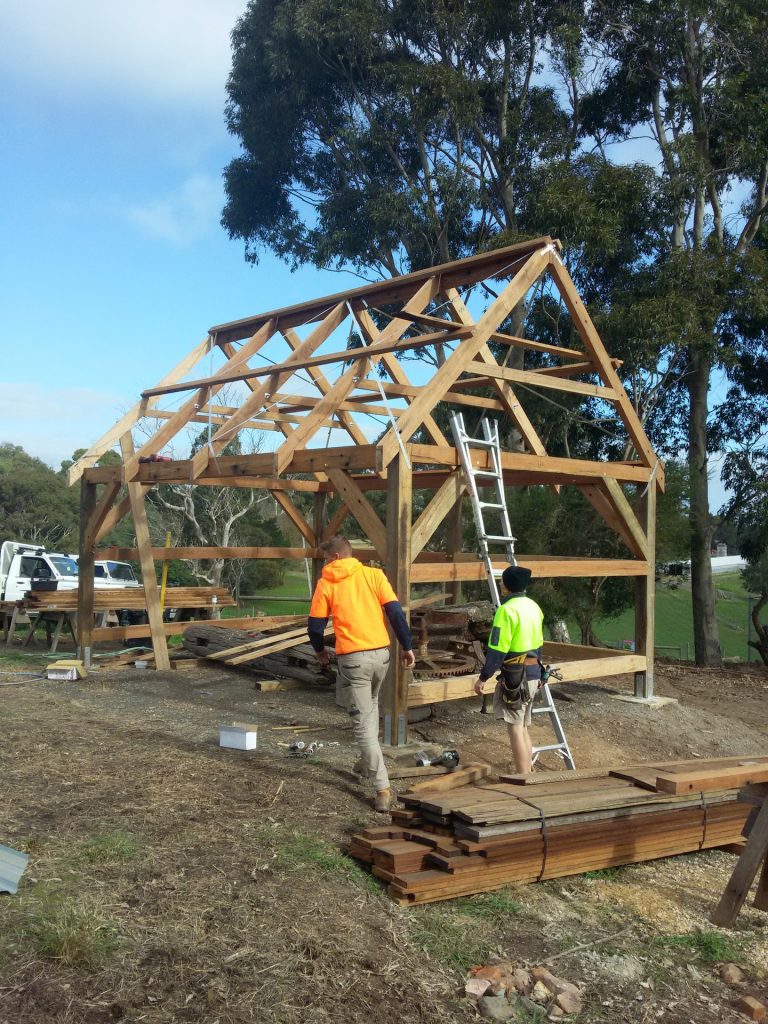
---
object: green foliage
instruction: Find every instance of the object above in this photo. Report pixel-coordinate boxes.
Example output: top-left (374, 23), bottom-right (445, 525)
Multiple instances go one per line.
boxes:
top-left (454, 889), bottom-right (523, 924)
top-left (407, 908), bottom-right (495, 971)
top-left (276, 830), bottom-right (380, 893)
top-left (653, 930), bottom-right (744, 964)
top-left (0, 443), bottom-right (79, 549)
top-left (30, 899), bottom-right (121, 967)
top-left (77, 831), bottom-right (138, 865)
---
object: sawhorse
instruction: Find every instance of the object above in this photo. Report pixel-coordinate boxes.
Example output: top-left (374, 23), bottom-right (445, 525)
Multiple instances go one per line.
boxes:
top-left (711, 782), bottom-right (768, 927)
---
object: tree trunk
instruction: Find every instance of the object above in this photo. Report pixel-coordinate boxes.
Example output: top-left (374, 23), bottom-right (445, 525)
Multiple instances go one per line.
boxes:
top-left (547, 617), bottom-right (571, 644)
top-left (687, 347), bottom-right (722, 666)
top-left (749, 592), bottom-right (768, 667)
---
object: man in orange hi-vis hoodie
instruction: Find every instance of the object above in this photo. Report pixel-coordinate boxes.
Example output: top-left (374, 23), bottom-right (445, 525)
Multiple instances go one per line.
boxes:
top-left (308, 535), bottom-right (415, 812)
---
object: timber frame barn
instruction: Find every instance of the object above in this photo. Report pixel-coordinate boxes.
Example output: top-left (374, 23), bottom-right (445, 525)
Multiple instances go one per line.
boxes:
top-left (69, 237), bottom-right (663, 743)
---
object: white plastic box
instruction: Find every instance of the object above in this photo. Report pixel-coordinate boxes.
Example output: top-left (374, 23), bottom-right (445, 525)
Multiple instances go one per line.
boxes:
top-left (219, 722), bottom-right (258, 750)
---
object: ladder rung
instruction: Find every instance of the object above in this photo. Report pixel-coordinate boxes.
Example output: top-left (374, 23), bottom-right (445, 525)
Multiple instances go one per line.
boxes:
top-left (472, 469), bottom-right (502, 479)
top-left (462, 437), bottom-right (497, 449)
top-left (532, 743), bottom-right (571, 753)
top-left (482, 534), bottom-right (516, 543)
top-left (478, 502), bottom-right (505, 510)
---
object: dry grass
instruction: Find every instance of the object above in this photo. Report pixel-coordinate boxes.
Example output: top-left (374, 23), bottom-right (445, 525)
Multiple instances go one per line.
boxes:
top-left (1, 664), bottom-right (768, 1023)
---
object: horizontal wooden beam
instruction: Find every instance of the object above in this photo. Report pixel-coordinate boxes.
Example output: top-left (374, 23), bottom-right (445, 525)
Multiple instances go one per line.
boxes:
top-left (471, 360), bottom-right (617, 400)
top-left (410, 443), bottom-right (653, 484)
top-left (391, 310), bottom-right (587, 361)
top-left (409, 556), bottom-right (647, 583)
top-left (96, 546), bottom-right (315, 561)
top-left (141, 327), bottom-right (473, 400)
top-left (406, 651), bottom-right (646, 705)
top-left (91, 613), bottom-right (305, 642)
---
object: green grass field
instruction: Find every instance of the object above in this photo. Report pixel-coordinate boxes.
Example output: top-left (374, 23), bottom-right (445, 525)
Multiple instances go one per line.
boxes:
top-left (571, 572), bottom-right (759, 661)
top-left (228, 568), bottom-right (313, 617)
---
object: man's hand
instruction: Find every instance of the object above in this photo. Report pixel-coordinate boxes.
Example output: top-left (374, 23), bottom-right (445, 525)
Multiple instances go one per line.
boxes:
top-left (474, 676), bottom-right (486, 696)
top-left (402, 649), bottom-right (416, 669)
top-left (315, 648), bottom-right (330, 667)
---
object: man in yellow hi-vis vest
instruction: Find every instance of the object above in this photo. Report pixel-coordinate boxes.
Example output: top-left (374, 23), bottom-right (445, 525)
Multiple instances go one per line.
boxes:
top-left (474, 565), bottom-right (544, 774)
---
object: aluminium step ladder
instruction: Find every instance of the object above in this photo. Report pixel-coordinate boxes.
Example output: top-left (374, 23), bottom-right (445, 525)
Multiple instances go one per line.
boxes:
top-left (448, 412), bottom-right (575, 770)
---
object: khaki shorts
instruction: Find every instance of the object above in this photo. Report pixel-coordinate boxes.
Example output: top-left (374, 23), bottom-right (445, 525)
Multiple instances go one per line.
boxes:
top-left (493, 677), bottom-right (539, 726)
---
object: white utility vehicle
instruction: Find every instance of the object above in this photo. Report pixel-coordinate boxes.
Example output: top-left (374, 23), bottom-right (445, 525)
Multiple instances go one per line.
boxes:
top-left (0, 541), bottom-right (140, 602)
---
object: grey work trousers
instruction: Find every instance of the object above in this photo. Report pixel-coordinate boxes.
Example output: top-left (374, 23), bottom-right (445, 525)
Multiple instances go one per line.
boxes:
top-left (336, 647), bottom-right (390, 793)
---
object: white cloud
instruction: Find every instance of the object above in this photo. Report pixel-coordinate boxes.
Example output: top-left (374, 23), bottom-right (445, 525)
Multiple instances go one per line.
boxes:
top-left (0, 383), bottom-right (132, 471)
top-left (122, 174), bottom-right (223, 244)
top-left (0, 1), bottom-right (244, 111)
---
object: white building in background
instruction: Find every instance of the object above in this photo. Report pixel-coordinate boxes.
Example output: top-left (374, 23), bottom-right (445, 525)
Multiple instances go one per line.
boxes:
top-left (711, 555), bottom-right (747, 575)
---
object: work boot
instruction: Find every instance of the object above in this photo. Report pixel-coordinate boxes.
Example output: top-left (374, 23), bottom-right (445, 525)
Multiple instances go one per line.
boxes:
top-left (374, 788), bottom-right (392, 813)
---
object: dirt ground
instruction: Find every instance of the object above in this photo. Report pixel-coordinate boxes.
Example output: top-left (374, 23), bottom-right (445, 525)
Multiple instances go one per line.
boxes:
top-left (1, 656), bottom-right (768, 1024)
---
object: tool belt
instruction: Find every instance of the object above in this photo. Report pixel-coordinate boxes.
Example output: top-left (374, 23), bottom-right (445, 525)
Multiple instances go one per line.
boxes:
top-left (498, 654), bottom-right (538, 711)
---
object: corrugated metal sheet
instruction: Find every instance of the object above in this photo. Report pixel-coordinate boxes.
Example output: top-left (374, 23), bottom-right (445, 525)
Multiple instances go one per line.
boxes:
top-left (0, 843), bottom-right (29, 894)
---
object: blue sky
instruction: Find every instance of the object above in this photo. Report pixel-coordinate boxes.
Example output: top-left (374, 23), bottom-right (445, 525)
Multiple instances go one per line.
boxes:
top-left (0, 0), bottom-right (357, 470)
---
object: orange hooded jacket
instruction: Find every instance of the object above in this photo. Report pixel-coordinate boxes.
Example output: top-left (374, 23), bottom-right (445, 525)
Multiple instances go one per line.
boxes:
top-left (308, 557), bottom-right (399, 655)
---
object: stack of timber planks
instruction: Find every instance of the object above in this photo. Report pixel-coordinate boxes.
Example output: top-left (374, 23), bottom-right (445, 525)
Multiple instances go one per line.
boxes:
top-left (22, 586), bottom-right (236, 611)
top-left (349, 756), bottom-right (768, 906)
top-left (182, 622), bottom-right (333, 685)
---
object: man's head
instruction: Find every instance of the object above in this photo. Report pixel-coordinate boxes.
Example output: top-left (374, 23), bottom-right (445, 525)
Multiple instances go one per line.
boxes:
top-left (319, 535), bottom-right (353, 562)
top-left (501, 565), bottom-right (532, 594)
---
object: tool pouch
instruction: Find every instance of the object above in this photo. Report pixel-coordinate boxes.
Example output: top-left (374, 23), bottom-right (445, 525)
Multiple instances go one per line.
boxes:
top-left (499, 663), bottom-right (527, 710)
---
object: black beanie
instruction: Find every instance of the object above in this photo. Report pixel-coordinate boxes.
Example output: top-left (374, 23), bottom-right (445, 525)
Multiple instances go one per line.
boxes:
top-left (502, 565), bottom-right (532, 593)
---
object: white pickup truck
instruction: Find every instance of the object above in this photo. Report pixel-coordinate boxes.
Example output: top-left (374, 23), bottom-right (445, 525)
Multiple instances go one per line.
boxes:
top-left (0, 541), bottom-right (140, 602)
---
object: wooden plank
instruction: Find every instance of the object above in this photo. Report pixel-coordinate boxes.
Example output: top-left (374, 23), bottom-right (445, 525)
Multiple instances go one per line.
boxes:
top-left (119, 433), bottom-right (170, 671)
top-left (205, 625), bottom-right (309, 660)
top-left (410, 471), bottom-right (464, 559)
top-left (634, 482), bottom-right (656, 699)
top-left (409, 558), bottom-right (648, 583)
top-left (76, 478), bottom-right (97, 666)
top-left (142, 326), bottom-right (472, 399)
top-left (384, 451), bottom-right (412, 742)
top-left (90, 614), bottom-right (307, 642)
top-left (283, 321), bottom-right (374, 449)
top-left (97, 546), bottom-right (316, 561)
top-left (82, 481), bottom-right (122, 553)
top-left (405, 654), bottom-right (646, 706)
top-left (656, 764), bottom-right (768, 796)
top-left (409, 443), bottom-right (654, 485)
top-left (405, 765), bottom-right (492, 794)
top-left (326, 469), bottom-right (387, 558)
top-left (469, 359), bottom-right (617, 400)
top-left (225, 625), bottom-right (334, 665)
top-left (95, 493), bottom-right (134, 544)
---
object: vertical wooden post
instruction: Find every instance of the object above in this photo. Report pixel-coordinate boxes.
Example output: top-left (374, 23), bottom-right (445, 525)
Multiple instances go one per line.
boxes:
top-left (77, 478), bottom-right (98, 668)
top-left (384, 451), bottom-right (413, 745)
top-left (119, 434), bottom-right (171, 671)
top-left (445, 498), bottom-right (464, 605)
top-left (311, 491), bottom-right (327, 590)
top-left (634, 483), bottom-right (657, 698)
